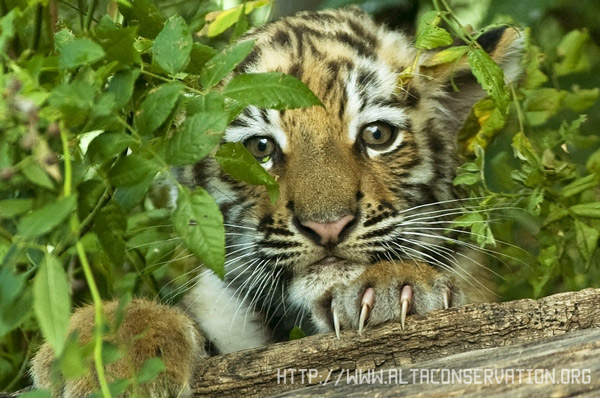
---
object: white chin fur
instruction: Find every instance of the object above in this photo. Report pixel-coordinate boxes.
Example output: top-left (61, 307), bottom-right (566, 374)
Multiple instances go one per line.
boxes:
top-left (181, 271), bottom-right (270, 354)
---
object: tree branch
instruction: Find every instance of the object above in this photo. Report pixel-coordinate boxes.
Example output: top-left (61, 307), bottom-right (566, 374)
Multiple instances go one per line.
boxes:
top-left (192, 288), bottom-right (600, 397)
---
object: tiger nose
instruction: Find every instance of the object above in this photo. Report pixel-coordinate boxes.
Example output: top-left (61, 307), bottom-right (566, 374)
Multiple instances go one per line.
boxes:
top-left (300, 215), bottom-right (356, 246)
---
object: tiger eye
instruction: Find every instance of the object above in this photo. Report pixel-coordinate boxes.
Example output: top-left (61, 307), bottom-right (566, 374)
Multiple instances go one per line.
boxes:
top-left (244, 136), bottom-right (277, 162)
top-left (360, 122), bottom-right (396, 148)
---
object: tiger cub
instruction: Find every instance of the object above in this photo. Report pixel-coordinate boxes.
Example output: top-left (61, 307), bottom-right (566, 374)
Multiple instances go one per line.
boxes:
top-left (31, 7), bottom-right (524, 397)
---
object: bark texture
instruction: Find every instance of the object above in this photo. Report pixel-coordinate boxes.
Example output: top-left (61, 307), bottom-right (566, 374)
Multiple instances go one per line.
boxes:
top-left (192, 288), bottom-right (600, 397)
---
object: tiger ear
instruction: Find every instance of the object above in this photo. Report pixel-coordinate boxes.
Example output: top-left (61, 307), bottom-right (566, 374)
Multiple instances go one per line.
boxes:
top-left (418, 26), bottom-right (526, 129)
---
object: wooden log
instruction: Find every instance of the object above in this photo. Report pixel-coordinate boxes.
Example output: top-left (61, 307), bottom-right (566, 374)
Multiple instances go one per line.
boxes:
top-left (192, 288), bottom-right (600, 397)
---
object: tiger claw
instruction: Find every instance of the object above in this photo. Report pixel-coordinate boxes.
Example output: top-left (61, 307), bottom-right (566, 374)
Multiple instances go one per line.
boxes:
top-left (400, 284), bottom-right (413, 330)
top-left (333, 306), bottom-right (341, 339)
top-left (358, 287), bottom-right (375, 335)
top-left (443, 288), bottom-right (450, 310)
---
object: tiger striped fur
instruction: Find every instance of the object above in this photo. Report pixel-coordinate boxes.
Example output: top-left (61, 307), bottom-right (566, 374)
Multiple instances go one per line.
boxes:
top-left (31, 7), bottom-right (524, 397)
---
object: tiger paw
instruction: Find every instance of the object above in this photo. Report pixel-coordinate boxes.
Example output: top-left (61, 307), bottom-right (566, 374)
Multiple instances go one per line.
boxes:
top-left (312, 261), bottom-right (464, 337)
top-left (31, 299), bottom-right (206, 398)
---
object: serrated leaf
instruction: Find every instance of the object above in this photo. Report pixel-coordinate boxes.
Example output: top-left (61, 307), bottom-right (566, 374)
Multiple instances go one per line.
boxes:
top-left (95, 16), bottom-right (140, 66)
top-left (0, 198), bottom-right (34, 218)
top-left (17, 195), bottom-right (77, 238)
top-left (570, 202), bottom-right (600, 219)
top-left (58, 38), bottom-right (106, 69)
top-left (166, 112), bottom-right (227, 166)
top-left (467, 48), bottom-right (509, 112)
top-left (223, 72), bottom-right (322, 109)
top-left (33, 254), bottom-right (71, 356)
top-left (200, 39), bottom-right (255, 89)
top-left (215, 142), bottom-right (279, 202)
top-left (108, 154), bottom-right (160, 187)
top-left (0, 266), bottom-right (32, 338)
top-left (135, 82), bottom-right (183, 135)
top-left (173, 187), bottom-right (225, 278)
top-left (153, 15), bottom-right (192, 75)
top-left (415, 11), bottom-right (453, 50)
top-left (574, 220), bottom-right (599, 263)
top-left (49, 81), bottom-right (95, 127)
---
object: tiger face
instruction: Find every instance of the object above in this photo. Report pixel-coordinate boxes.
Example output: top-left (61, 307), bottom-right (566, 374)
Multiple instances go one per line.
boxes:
top-left (186, 7), bottom-right (524, 340)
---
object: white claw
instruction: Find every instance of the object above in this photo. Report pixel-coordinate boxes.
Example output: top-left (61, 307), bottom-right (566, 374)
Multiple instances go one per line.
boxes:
top-left (358, 303), bottom-right (369, 336)
top-left (358, 287), bottom-right (375, 335)
top-left (443, 288), bottom-right (450, 310)
top-left (400, 285), bottom-right (413, 330)
top-left (333, 307), bottom-right (341, 340)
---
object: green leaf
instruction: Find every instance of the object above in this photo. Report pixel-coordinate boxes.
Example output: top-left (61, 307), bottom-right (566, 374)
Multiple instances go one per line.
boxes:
top-left (555, 30), bottom-right (590, 76)
top-left (185, 43), bottom-right (218, 75)
top-left (215, 142), bottom-right (279, 202)
top-left (87, 132), bottom-right (139, 164)
top-left (119, 0), bottom-right (164, 39)
top-left (108, 154), bottom-right (160, 187)
top-left (94, 204), bottom-right (127, 266)
top-left (570, 202), bottom-right (600, 219)
top-left (95, 16), bottom-right (141, 66)
top-left (49, 81), bottom-right (95, 127)
top-left (58, 38), bottom-right (106, 69)
top-left (512, 131), bottom-right (541, 169)
top-left (423, 46), bottom-right (468, 67)
top-left (0, 266), bottom-right (32, 338)
top-left (453, 172), bottom-right (480, 186)
top-left (0, 198), bottom-right (34, 218)
top-left (166, 112), bottom-right (228, 166)
top-left (560, 174), bottom-right (600, 198)
top-left (563, 87), bottom-right (599, 112)
top-left (136, 357), bottom-right (166, 384)
top-left (173, 186), bottom-right (225, 278)
top-left (223, 72), bottom-right (323, 109)
top-left (206, 1), bottom-right (270, 37)
top-left (107, 68), bottom-right (141, 109)
top-left (21, 163), bottom-right (55, 190)
top-left (17, 195), bottom-right (77, 238)
top-left (524, 88), bottom-right (565, 126)
top-left (0, 9), bottom-right (18, 59)
top-left (200, 39), bottom-right (255, 89)
top-left (33, 254), bottom-right (71, 356)
top-left (153, 15), bottom-right (193, 75)
top-left (467, 48), bottom-right (509, 112)
top-left (574, 220), bottom-right (599, 263)
top-left (135, 82), bottom-right (183, 135)
top-left (289, 326), bottom-right (306, 340)
top-left (415, 11), bottom-right (453, 50)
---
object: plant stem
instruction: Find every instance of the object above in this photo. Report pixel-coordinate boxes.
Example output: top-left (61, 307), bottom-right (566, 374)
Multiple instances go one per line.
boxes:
top-left (60, 126), bottom-right (113, 398)
top-left (510, 84), bottom-right (526, 134)
top-left (85, 0), bottom-right (98, 31)
top-left (30, 4), bottom-right (43, 52)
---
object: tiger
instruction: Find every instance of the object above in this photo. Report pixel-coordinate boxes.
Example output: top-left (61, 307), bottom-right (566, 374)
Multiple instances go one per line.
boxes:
top-left (30, 6), bottom-right (524, 397)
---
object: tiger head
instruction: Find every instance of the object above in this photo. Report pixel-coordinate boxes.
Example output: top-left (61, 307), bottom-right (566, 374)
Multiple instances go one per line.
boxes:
top-left (187, 7), bottom-right (524, 334)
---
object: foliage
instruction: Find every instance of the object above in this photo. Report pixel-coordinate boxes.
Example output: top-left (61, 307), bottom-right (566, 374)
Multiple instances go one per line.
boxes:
top-left (0, 0), bottom-right (320, 393)
top-left (0, 0), bottom-right (598, 395)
